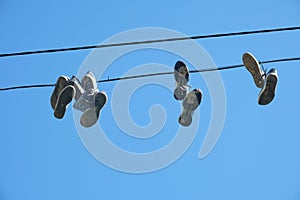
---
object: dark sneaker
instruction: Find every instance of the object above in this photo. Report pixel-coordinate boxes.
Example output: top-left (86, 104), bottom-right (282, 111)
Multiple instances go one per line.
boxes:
top-left (242, 52), bottom-right (265, 88)
top-left (50, 76), bottom-right (69, 110)
top-left (54, 85), bottom-right (75, 119)
top-left (258, 68), bottom-right (278, 105)
top-left (80, 91), bottom-right (107, 128)
top-left (174, 61), bottom-right (189, 100)
top-left (179, 89), bottom-right (202, 127)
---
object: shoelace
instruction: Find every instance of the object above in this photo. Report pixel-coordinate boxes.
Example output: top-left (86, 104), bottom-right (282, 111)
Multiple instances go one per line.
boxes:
top-left (259, 60), bottom-right (268, 79)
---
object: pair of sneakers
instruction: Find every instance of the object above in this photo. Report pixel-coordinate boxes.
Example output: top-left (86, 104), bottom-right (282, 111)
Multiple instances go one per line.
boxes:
top-left (50, 72), bottom-right (107, 128)
top-left (173, 61), bottom-right (202, 127)
top-left (242, 52), bottom-right (278, 105)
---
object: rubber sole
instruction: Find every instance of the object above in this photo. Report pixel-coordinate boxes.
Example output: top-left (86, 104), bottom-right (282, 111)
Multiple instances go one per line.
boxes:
top-left (242, 52), bottom-right (264, 88)
top-left (258, 73), bottom-right (277, 105)
top-left (174, 86), bottom-right (187, 100)
top-left (178, 89), bottom-right (202, 127)
top-left (174, 61), bottom-right (189, 84)
top-left (174, 61), bottom-right (189, 100)
top-left (50, 76), bottom-right (68, 110)
top-left (178, 110), bottom-right (193, 127)
top-left (54, 86), bottom-right (75, 119)
top-left (80, 92), bottom-right (107, 128)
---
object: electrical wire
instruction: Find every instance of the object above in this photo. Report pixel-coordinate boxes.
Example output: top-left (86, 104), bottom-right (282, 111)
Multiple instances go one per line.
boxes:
top-left (0, 26), bottom-right (300, 58)
top-left (1, 56), bottom-right (299, 91)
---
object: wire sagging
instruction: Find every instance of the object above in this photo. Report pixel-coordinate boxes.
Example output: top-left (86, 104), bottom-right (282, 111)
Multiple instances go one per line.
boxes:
top-left (1, 56), bottom-right (299, 91)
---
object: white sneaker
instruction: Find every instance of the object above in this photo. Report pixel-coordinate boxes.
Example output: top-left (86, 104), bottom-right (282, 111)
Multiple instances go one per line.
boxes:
top-left (73, 71), bottom-right (99, 113)
top-left (81, 71), bottom-right (98, 91)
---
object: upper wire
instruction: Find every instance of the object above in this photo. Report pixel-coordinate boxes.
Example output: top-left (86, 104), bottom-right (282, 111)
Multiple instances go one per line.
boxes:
top-left (0, 26), bottom-right (300, 58)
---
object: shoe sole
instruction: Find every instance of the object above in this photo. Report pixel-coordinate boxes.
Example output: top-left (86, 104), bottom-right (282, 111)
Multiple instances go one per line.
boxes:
top-left (174, 61), bottom-right (189, 90)
top-left (50, 76), bottom-right (68, 110)
top-left (80, 92), bottom-right (107, 128)
top-left (242, 52), bottom-right (264, 88)
top-left (54, 86), bottom-right (75, 119)
top-left (178, 110), bottom-right (193, 127)
top-left (182, 90), bottom-right (202, 110)
top-left (179, 89), bottom-right (202, 127)
top-left (174, 62), bottom-right (189, 101)
top-left (174, 86), bottom-right (187, 100)
top-left (258, 74), bottom-right (277, 105)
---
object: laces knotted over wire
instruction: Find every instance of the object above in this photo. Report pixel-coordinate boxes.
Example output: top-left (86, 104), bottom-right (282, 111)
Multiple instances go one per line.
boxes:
top-left (259, 60), bottom-right (268, 79)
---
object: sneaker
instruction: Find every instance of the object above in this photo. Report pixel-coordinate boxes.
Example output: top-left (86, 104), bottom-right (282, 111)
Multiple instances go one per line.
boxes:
top-left (174, 85), bottom-right (187, 101)
top-left (80, 91), bottom-right (107, 128)
top-left (242, 52), bottom-right (265, 88)
top-left (73, 88), bottom-right (95, 113)
top-left (178, 89), bottom-right (202, 127)
top-left (258, 68), bottom-right (278, 105)
top-left (70, 76), bottom-right (84, 101)
top-left (54, 85), bottom-right (75, 119)
top-left (174, 61), bottom-right (189, 100)
top-left (81, 71), bottom-right (98, 91)
top-left (50, 76), bottom-right (69, 110)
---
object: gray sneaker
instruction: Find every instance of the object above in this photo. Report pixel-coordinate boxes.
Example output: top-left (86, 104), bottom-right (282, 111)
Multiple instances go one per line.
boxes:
top-left (54, 85), bottom-right (75, 119)
top-left (50, 76), bottom-right (69, 110)
top-left (174, 61), bottom-right (189, 100)
top-left (80, 91), bottom-right (107, 128)
top-left (258, 68), bottom-right (278, 105)
top-left (242, 52), bottom-right (265, 88)
top-left (178, 89), bottom-right (202, 127)
top-left (174, 85), bottom-right (188, 101)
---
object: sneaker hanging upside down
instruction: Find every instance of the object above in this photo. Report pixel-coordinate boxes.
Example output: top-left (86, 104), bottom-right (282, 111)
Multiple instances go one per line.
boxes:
top-left (242, 52), bottom-right (278, 105)
top-left (173, 61), bottom-right (190, 101)
top-left (178, 89), bottom-right (202, 127)
top-left (50, 72), bottom-right (107, 128)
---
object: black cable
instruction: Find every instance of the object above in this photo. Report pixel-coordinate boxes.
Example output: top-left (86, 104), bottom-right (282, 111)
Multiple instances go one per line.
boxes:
top-left (0, 56), bottom-right (299, 91)
top-left (0, 26), bottom-right (300, 58)
top-left (0, 84), bottom-right (55, 91)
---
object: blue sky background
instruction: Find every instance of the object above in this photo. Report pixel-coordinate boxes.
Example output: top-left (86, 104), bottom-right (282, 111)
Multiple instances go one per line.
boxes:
top-left (1, 0), bottom-right (300, 199)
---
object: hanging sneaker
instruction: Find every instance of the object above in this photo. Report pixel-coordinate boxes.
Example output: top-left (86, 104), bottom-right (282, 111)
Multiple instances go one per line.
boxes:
top-left (81, 71), bottom-right (98, 91)
top-left (174, 61), bottom-right (189, 100)
top-left (50, 76), bottom-right (69, 110)
top-left (258, 68), bottom-right (278, 105)
top-left (73, 71), bottom-right (100, 112)
top-left (242, 52), bottom-right (265, 88)
top-left (174, 85), bottom-right (188, 101)
top-left (73, 87), bottom-right (95, 113)
top-left (178, 89), bottom-right (202, 127)
top-left (54, 85), bottom-right (75, 119)
top-left (80, 91), bottom-right (107, 128)
top-left (70, 75), bottom-right (84, 101)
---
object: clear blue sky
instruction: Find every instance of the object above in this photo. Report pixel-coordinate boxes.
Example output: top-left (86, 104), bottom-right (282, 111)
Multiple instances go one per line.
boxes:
top-left (1, 0), bottom-right (300, 199)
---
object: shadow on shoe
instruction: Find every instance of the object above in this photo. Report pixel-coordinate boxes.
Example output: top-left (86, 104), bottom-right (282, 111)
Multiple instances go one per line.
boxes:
top-left (80, 91), bottom-right (107, 128)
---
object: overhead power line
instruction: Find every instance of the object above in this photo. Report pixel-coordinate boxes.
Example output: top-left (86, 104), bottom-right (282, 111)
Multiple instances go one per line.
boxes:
top-left (0, 56), bottom-right (299, 91)
top-left (0, 26), bottom-right (300, 58)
